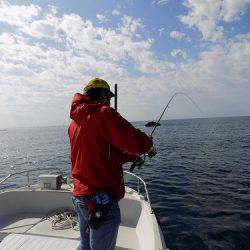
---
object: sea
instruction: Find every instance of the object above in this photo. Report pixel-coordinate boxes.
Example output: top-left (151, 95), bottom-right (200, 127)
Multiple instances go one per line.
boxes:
top-left (0, 116), bottom-right (249, 250)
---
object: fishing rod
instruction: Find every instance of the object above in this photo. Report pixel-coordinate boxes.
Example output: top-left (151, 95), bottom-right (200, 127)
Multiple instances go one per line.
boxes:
top-left (129, 92), bottom-right (201, 172)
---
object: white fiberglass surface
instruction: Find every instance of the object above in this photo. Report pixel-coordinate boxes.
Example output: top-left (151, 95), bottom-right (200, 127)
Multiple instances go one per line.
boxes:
top-left (0, 189), bottom-right (164, 250)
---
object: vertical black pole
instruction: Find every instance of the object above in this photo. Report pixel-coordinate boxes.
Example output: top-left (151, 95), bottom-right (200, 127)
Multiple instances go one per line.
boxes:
top-left (114, 84), bottom-right (118, 111)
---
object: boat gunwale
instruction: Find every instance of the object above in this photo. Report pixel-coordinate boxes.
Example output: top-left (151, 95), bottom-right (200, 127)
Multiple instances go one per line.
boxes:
top-left (0, 168), bottom-right (153, 212)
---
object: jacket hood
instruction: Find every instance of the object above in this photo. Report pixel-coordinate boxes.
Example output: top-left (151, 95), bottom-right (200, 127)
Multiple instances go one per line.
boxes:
top-left (70, 93), bottom-right (100, 121)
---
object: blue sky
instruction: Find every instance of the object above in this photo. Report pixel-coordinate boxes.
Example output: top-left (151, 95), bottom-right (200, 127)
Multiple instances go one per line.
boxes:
top-left (0, 0), bottom-right (250, 128)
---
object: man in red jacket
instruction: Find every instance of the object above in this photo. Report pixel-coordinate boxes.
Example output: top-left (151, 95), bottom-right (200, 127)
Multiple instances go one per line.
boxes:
top-left (68, 78), bottom-right (154, 250)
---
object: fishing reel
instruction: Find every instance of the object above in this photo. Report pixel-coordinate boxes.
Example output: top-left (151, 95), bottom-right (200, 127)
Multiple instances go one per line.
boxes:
top-left (129, 146), bottom-right (157, 172)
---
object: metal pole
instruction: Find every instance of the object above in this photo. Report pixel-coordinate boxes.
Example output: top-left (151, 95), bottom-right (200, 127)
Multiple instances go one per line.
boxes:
top-left (114, 84), bottom-right (118, 111)
top-left (27, 171), bottom-right (30, 187)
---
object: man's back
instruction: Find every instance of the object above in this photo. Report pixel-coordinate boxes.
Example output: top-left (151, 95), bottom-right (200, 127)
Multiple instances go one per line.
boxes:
top-left (69, 93), bottom-right (152, 200)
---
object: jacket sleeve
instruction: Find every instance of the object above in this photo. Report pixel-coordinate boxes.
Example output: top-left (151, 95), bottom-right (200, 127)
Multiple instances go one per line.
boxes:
top-left (101, 107), bottom-right (153, 155)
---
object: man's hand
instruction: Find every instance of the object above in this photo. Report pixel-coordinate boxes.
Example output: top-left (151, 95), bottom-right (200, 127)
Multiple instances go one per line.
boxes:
top-left (135, 156), bottom-right (144, 167)
top-left (148, 147), bottom-right (157, 158)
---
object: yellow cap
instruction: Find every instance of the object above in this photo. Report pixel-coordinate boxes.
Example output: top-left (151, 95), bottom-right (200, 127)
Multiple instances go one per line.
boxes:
top-left (83, 78), bottom-right (111, 93)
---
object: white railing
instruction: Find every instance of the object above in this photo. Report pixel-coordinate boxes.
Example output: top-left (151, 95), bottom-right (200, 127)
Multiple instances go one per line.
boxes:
top-left (0, 167), bottom-right (153, 213)
top-left (0, 167), bottom-right (63, 189)
top-left (124, 170), bottom-right (153, 213)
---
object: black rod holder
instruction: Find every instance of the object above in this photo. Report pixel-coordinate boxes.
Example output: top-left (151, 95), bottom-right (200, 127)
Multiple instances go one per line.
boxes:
top-left (114, 84), bottom-right (118, 111)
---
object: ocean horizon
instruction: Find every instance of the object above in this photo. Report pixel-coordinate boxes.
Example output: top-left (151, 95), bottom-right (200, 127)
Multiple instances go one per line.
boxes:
top-left (1, 114), bottom-right (249, 130)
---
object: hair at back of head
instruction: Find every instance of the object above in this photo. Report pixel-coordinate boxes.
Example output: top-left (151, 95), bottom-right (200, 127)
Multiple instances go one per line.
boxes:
top-left (85, 88), bottom-right (103, 101)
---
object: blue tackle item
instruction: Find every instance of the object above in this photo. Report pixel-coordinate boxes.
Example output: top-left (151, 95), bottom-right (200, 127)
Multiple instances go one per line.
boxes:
top-left (88, 193), bottom-right (111, 229)
top-left (93, 193), bottom-right (110, 205)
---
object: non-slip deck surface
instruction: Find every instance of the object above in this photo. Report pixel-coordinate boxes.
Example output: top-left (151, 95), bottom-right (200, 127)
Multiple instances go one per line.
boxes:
top-left (0, 234), bottom-right (79, 250)
top-left (0, 217), bottom-right (139, 250)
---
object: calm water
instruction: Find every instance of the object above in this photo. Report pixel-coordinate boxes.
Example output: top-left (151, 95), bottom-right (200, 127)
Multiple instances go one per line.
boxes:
top-left (0, 116), bottom-right (249, 250)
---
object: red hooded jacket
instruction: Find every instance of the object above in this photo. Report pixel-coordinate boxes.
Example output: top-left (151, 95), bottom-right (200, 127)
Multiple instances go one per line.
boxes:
top-left (68, 93), bottom-right (152, 200)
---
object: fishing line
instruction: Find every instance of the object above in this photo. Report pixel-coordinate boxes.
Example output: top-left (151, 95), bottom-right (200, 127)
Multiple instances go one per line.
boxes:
top-left (129, 92), bottom-right (202, 172)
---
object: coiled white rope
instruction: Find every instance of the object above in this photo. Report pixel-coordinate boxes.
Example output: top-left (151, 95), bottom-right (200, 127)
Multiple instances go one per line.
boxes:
top-left (46, 209), bottom-right (79, 231)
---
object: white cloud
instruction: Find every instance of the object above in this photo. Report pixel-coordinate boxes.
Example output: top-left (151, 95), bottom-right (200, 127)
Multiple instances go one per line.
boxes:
top-left (119, 15), bottom-right (143, 36)
top-left (179, 0), bottom-right (250, 41)
top-left (0, 1), bottom-right (41, 27)
top-left (0, 60), bottom-right (34, 77)
top-left (171, 49), bottom-right (188, 59)
top-left (22, 18), bottom-right (60, 40)
top-left (0, 4), bottom-right (174, 89)
top-left (123, 34), bottom-right (250, 120)
top-left (0, 2), bottom-right (171, 77)
top-left (170, 30), bottom-right (185, 40)
top-left (221, 0), bottom-right (250, 22)
top-left (158, 27), bottom-right (165, 36)
top-left (0, 1), bottom-right (61, 40)
top-left (179, 35), bottom-right (250, 101)
top-left (169, 30), bottom-right (191, 41)
top-left (48, 5), bottom-right (58, 16)
top-left (134, 49), bottom-right (175, 73)
top-left (152, 0), bottom-right (169, 6)
top-left (112, 9), bottom-right (120, 16)
top-left (96, 14), bottom-right (108, 23)
top-left (0, 32), bottom-right (15, 44)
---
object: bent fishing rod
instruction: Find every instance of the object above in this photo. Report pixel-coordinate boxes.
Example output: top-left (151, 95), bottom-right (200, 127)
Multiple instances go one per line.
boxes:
top-left (129, 92), bottom-right (201, 172)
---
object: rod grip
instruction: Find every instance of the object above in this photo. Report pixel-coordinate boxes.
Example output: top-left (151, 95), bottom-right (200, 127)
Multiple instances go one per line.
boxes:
top-left (129, 155), bottom-right (140, 172)
top-left (129, 161), bottom-right (137, 172)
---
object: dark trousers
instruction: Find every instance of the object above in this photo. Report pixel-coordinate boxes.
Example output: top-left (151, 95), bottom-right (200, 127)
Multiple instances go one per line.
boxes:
top-left (72, 196), bottom-right (121, 250)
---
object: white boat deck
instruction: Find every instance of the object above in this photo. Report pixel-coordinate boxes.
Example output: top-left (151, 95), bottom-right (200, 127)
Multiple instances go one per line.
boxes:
top-left (0, 178), bottom-right (167, 249)
top-left (0, 215), bottom-right (139, 249)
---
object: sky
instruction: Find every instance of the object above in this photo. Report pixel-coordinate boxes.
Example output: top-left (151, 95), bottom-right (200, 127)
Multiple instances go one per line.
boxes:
top-left (0, 0), bottom-right (249, 128)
